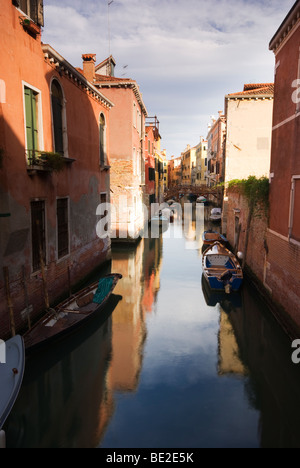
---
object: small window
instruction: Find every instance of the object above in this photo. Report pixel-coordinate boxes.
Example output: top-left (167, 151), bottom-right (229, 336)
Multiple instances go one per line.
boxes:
top-left (57, 198), bottom-right (69, 259)
top-left (31, 200), bottom-right (46, 272)
top-left (15, 0), bottom-right (44, 26)
top-left (100, 193), bottom-right (108, 232)
top-left (51, 80), bottom-right (64, 156)
top-left (99, 113), bottom-right (107, 166)
top-left (289, 177), bottom-right (300, 242)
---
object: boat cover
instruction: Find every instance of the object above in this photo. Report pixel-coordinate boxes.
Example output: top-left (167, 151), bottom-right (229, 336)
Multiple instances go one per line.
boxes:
top-left (93, 276), bottom-right (116, 304)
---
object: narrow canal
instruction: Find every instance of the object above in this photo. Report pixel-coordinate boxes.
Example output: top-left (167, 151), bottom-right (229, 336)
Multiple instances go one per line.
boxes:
top-left (4, 205), bottom-right (300, 448)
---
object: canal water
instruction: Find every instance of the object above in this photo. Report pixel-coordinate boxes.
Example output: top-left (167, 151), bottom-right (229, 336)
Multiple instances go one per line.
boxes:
top-left (4, 205), bottom-right (300, 448)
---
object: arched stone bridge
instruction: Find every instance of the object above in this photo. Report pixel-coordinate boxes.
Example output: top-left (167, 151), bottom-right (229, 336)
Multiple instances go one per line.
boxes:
top-left (164, 185), bottom-right (222, 202)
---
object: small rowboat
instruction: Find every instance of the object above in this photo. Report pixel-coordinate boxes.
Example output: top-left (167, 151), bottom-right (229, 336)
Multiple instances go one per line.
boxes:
top-left (209, 208), bottom-right (222, 223)
top-left (0, 335), bottom-right (25, 448)
top-left (151, 212), bottom-right (169, 227)
top-left (23, 274), bottom-right (122, 354)
top-left (202, 242), bottom-right (243, 293)
top-left (202, 230), bottom-right (228, 246)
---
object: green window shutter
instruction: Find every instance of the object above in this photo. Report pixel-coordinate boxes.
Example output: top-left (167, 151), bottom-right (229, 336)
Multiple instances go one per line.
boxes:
top-left (24, 87), bottom-right (38, 157)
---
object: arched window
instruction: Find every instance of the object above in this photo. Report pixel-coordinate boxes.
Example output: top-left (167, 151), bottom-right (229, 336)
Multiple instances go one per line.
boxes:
top-left (51, 80), bottom-right (64, 156)
top-left (99, 113), bottom-right (107, 166)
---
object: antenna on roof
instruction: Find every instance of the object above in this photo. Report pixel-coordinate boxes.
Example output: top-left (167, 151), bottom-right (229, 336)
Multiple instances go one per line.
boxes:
top-left (108, 0), bottom-right (114, 57)
top-left (121, 65), bottom-right (128, 77)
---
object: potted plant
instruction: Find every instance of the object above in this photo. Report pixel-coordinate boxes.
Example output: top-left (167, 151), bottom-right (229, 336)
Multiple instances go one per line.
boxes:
top-left (40, 152), bottom-right (66, 172)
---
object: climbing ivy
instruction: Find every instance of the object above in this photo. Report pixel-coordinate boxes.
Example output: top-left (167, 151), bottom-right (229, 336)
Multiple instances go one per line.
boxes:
top-left (228, 176), bottom-right (270, 216)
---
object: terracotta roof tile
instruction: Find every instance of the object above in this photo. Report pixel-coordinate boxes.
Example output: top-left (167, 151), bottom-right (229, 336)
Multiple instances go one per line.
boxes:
top-left (94, 74), bottom-right (134, 84)
top-left (228, 83), bottom-right (274, 97)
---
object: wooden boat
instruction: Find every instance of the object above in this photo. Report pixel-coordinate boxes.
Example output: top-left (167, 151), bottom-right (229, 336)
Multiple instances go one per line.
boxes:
top-left (0, 335), bottom-right (25, 448)
top-left (196, 196), bottom-right (207, 204)
top-left (202, 242), bottom-right (243, 293)
top-left (151, 212), bottom-right (169, 227)
top-left (23, 273), bottom-right (122, 354)
top-left (209, 207), bottom-right (222, 223)
top-left (202, 230), bottom-right (228, 247)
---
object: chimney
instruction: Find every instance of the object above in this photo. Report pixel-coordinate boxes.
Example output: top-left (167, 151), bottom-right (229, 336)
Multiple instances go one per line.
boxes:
top-left (82, 54), bottom-right (96, 82)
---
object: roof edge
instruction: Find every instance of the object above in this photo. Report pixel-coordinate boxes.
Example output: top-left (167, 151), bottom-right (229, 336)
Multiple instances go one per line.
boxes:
top-left (269, 1), bottom-right (300, 52)
top-left (42, 44), bottom-right (114, 109)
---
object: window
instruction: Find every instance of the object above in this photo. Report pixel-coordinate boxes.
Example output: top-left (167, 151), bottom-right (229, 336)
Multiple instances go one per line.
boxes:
top-left (133, 102), bottom-right (137, 128)
top-left (31, 200), bottom-right (46, 272)
top-left (24, 86), bottom-right (39, 163)
top-left (289, 176), bottom-right (300, 242)
top-left (149, 194), bottom-right (155, 205)
top-left (14, 0), bottom-right (44, 26)
top-left (57, 198), bottom-right (69, 259)
top-left (149, 167), bottom-right (155, 181)
top-left (51, 80), bottom-right (64, 156)
top-left (100, 193), bottom-right (108, 233)
top-left (99, 113), bottom-right (107, 166)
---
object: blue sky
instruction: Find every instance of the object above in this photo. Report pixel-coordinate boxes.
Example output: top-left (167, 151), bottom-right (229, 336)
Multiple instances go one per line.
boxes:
top-left (42, 0), bottom-right (296, 158)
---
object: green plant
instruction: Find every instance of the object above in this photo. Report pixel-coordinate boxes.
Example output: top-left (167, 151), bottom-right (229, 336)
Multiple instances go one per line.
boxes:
top-left (228, 176), bottom-right (270, 215)
top-left (40, 152), bottom-right (65, 173)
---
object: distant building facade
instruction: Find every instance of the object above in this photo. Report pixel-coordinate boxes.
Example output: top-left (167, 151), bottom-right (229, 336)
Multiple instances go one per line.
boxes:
top-left (181, 145), bottom-right (196, 186)
top-left (206, 111), bottom-right (226, 187)
top-left (224, 84), bottom-right (274, 186)
top-left (85, 56), bottom-right (148, 241)
top-left (195, 138), bottom-right (208, 186)
top-left (168, 156), bottom-right (182, 187)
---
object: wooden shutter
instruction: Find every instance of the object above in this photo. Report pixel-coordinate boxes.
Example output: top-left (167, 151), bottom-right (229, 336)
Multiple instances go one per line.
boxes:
top-left (24, 87), bottom-right (38, 159)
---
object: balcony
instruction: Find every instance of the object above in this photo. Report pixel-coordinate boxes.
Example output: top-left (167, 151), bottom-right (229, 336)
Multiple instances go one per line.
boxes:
top-left (19, 16), bottom-right (41, 37)
top-left (26, 151), bottom-right (75, 175)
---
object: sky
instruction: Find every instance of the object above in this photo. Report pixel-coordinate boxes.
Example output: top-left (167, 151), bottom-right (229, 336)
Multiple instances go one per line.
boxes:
top-left (42, 0), bottom-right (296, 158)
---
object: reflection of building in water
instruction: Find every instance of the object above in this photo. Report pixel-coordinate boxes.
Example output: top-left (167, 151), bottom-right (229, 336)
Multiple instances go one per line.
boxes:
top-left (96, 237), bottom-right (163, 444)
top-left (107, 239), bottom-right (146, 393)
top-left (142, 237), bottom-right (163, 314)
top-left (7, 314), bottom-right (114, 448)
top-left (218, 308), bottom-right (247, 377)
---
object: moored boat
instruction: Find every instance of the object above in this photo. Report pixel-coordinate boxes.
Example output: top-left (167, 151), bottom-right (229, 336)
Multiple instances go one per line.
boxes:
top-left (209, 208), bottom-right (222, 223)
top-left (150, 211), bottom-right (169, 227)
top-left (0, 335), bottom-right (25, 448)
top-left (202, 230), bottom-right (228, 246)
top-left (202, 242), bottom-right (243, 293)
top-left (23, 274), bottom-right (122, 354)
top-left (196, 196), bottom-right (207, 204)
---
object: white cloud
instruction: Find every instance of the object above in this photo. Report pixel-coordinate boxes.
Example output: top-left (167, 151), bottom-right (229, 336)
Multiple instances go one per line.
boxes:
top-left (43, 0), bottom-right (296, 156)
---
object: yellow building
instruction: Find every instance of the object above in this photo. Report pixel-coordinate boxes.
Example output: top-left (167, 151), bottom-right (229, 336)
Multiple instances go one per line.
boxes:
top-left (154, 141), bottom-right (166, 203)
top-left (195, 138), bottom-right (208, 186)
top-left (168, 156), bottom-right (182, 187)
top-left (181, 144), bottom-right (197, 186)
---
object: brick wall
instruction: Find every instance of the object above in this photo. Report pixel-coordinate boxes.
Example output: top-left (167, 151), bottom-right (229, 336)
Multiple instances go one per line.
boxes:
top-left (265, 230), bottom-right (300, 327)
top-left (0, 238), bottom-right (110, 339)
top-left (225, 190), bottom-right (268, 282)
top-left (225, 190), bottom-right (300, 333)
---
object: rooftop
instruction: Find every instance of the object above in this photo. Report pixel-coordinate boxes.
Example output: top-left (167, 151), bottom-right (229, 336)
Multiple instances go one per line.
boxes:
top-left (227, 83), bottom-right (274, 98)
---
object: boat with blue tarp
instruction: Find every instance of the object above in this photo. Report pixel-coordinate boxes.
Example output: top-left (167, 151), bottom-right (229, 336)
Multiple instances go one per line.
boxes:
top-left (202, 242), bottom-right (243, 293)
